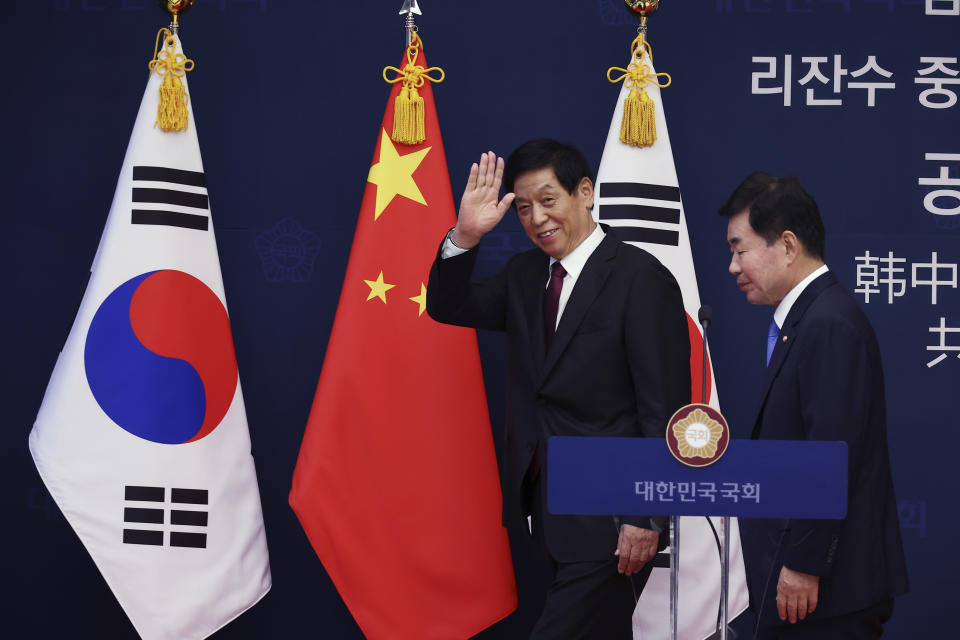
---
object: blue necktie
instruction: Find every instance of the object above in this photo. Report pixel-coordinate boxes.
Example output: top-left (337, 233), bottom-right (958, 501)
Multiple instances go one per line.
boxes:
top-left (766, 317), bottom-right (780, 366)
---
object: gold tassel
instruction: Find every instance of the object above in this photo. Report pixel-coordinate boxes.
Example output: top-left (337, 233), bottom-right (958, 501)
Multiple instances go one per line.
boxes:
top-left (393, 85), bottom-right (426, 145)
top-left (619, 87), bottom-right (657, 147)
top-left (157, 73), bottom-right (189, 132)
top-left (147, 28), bottom-right (195, 132)
top-left (383, 33), bottom-right (444, 146)
top-left (607, 34), bottom-right (671, 149)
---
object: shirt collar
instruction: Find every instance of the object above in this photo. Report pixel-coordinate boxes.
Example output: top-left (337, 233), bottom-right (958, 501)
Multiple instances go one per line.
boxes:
top-left (774, 263), bottom-right (829, 329)
top-left (549, 223), bottom-right (605, 279)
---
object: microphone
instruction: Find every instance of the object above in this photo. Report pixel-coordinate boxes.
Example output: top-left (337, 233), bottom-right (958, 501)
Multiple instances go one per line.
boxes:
top-left (698, 305), bottom-right (713, 330)
top-left (697, 305), bottom-right (712, 404)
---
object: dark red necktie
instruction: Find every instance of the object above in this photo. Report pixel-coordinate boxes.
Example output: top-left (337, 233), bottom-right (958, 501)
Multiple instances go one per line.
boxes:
top-left (544, 261), bottom-right (567, 349)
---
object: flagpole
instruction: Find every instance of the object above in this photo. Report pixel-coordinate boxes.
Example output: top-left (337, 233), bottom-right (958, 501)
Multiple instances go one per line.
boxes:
top-left (399, 0), bottom-right (422, 46)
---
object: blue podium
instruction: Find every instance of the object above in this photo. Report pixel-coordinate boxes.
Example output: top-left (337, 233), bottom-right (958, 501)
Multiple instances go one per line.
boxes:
top-left (548, 436), bottom-right (848, 639)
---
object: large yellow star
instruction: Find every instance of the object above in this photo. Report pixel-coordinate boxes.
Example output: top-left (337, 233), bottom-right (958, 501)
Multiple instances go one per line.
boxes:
top-left (367, 129), bottom-right (431, 220)
top-left (363, 270), bottom-right (396, 304)
top-left (409, 283), bottom-right (427, 317)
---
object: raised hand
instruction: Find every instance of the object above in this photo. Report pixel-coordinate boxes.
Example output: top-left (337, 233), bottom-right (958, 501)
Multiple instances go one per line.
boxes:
top-left (452, 151), bottom-right (516, 249)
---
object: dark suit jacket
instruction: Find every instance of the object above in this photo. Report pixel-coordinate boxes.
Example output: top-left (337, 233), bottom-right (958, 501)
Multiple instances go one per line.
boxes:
top-left (740, 271), bottom-right (909, 626)
top-left (427, 229), bottom-right (690, 562)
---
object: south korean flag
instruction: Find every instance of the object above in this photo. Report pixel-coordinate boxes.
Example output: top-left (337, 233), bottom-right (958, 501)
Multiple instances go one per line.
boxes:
top-left (29, 33), bottom-right (270, 640)
top-left (595, 56), bottom-right (751, 640)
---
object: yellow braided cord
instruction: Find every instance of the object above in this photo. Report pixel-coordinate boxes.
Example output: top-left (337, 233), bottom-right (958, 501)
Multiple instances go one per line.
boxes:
top-left (147, 28), bottom-right (195, 132)
top-left (607, 34), bottom-right (671, 147)
top-left (382, 32), bottom-right (445, 145)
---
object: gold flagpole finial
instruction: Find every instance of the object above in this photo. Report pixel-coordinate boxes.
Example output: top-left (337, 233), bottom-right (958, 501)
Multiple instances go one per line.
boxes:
top-left (399, 0), bottom-right (422, 47)
top-left (624, 0), bottom-right (661, 37)
top-left (160, 0), bottom-right (194, 35)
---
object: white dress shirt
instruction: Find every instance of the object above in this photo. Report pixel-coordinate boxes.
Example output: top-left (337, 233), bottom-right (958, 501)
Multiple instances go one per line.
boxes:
top-left (773, 263), bottom-right (830, 330)
top-left (546, 224), bottom-right (605, 330)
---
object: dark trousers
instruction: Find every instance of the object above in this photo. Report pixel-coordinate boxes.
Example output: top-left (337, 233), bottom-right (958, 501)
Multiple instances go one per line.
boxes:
top-left (526, 477), bottom-right (652, 640)
top-left (530, 557), bottom-right (639, 640)
top-left (754, 599), bottom-right (894, 640)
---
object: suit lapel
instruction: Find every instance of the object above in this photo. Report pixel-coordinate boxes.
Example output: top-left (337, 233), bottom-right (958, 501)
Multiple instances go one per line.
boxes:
top-left (751, 271), bottom-right (838, 438)
top-left (539, 234), bottom-right (616, 385)
top-left (521, 252), bottom-right (549, 376)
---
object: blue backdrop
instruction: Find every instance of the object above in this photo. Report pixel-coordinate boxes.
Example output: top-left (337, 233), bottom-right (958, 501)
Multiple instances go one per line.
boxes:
top-left (3, 1), bottom-right (957, 637)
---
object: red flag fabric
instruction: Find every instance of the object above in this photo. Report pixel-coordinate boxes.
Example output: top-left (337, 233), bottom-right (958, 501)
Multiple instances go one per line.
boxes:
top-left (289, 41), bottom-right (517, 639)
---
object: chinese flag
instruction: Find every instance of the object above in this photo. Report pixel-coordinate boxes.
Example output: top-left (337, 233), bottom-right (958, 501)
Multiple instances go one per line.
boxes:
top-left (289, 40), bottom-right (517, 639)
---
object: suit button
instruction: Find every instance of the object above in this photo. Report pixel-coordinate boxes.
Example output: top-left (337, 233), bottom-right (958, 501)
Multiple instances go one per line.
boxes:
top-left (536, 395), bottom-right (546, 406)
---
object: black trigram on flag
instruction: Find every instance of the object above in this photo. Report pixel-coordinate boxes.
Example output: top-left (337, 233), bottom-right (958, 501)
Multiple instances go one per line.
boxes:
top-left (596, 182), bottom-right (681, 246)
top-left (123, 485), bottom-right (209, 548)
top-left (131, 166), bottom-right (209, 231)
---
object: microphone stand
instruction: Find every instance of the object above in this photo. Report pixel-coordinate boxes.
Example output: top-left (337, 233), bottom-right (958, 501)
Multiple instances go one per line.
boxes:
top-left (698, 306), bottom-right (735, 640)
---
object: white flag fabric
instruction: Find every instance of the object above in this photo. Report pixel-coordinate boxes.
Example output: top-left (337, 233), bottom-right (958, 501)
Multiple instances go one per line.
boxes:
top-left (29, 35), bottom-right (271, 640)
top-left (595, 59), bottom-right (750, 639)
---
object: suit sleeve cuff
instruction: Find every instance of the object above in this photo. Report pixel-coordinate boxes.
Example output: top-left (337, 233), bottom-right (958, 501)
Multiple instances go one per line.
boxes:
top-left (782, 530), bottom-right (840, 577)
top-left (619, 515), bottom-right (657, 530)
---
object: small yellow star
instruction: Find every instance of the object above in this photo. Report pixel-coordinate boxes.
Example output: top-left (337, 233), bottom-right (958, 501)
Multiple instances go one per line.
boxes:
top-left (363, 271), bottom-right (396, 304)
top-left (367, 129), bottom-right (432, 220)
top-left (409, 283), bottom-right (427, 317)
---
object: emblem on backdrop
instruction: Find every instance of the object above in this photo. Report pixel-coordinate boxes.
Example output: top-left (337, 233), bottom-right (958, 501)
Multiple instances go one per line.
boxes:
top-left (255, 217), bottom-right (321, 282)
